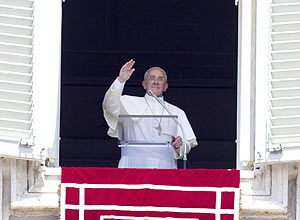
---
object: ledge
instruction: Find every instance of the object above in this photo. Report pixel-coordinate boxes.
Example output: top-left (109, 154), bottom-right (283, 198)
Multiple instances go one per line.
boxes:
top-left (240, 195), bottom-right (287, 216)
top-left (11, 192), bottom-right (59, 217)
top-left (240, 170), bottom-right (254, 179)
top-left (44, 167), bottom-right (61, 176)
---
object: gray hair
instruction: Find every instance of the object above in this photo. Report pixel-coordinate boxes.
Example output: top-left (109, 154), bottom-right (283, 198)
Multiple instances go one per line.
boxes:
top-left (144, 67), bottom-right (168, 82)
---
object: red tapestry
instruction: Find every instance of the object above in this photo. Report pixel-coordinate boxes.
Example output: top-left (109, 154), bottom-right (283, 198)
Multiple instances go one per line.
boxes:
top-left (61, 168), bottom-right (240, 220)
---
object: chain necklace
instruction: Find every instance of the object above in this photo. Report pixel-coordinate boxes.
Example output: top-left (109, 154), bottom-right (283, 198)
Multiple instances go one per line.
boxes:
top-left (144, 96), bottom-right (164, 136)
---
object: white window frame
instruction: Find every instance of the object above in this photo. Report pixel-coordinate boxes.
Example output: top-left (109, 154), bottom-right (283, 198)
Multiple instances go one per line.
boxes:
top-left (254, 0), bottom-right (271, 164)
top-left (236, 0), bottom-right (257, 170)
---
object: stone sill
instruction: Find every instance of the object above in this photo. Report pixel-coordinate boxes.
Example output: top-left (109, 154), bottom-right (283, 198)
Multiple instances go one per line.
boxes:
top-left (240, 170), bottom-right (255, 179)
top-left (240, 195), bottom-right (287, 216)
top-left (11, 192), bottom-right (59, 216)
top-left (44, 167), bottom-right (61, 176)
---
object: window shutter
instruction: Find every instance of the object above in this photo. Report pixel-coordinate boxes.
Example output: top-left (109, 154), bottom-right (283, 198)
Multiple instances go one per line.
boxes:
top-left (0, 0), bottom-right (33, 143)
top-left (268, 0), bottom-right (300, 160)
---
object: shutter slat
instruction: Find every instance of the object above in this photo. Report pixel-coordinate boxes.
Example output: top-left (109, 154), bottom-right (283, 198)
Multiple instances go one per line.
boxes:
top-left (271, 59), bottom-right (300, 70)
top-left (0, 99), bottom-right (31, 111)
top-left (272, 41), bottom-right (300, 50)
top-left (0, 42), bottom-right (32, 55)
top-left (272, 50), bottom-right (300, 60)
top-left (0, 118), bottom-right (31, 130)
top-left (0, 23), bottom-right (32, 36)
top-left (0, 52), bottom-right (32, 64)
top-left (271, 106), bottom-right (300, 117)
top-left (0, 90), bottom-right (31, 102)
top-left (0, 5), bottom-right (32, 17)
top-left (271, 134), bottom-right (300, 144)
top-left (272, 13), bottom-right (300, 23)
top-left (272, 78), bottom-right (300, 88)
top-left (272, 21), bottom-right (300, 32)
top-left (0, 108), bottom-right (31, 120)
top-left (0, 14), bottom-right (32, 26)
top-left (272, 31), bottom-right (300, 41)
top-left (273, 0), bottom-right (300, 4)
top-left (0, 33), bottom-right (31, 45)
top-left (272, 3), bottom-right (300, 14)
top-left (272, 68), bottom-right (300, 79)
top-left (0, 71), bottom-right (31, 83)
top-left (0, 127), bottom-right (30, 139)
top-left (0, 61), bottom-right (31, 73)
top-left (272, 115), bottom-right (300, 126)
top-left (0, 80), bottom-right (32, 93)
top-left (0, 0), bottom-right (33, 8)
top-left (271, 87), bottom-right (300, 98)
top-left (271, 124), bottom-right (300, 136)
top-left (271, 97), bottom-right (300, 107)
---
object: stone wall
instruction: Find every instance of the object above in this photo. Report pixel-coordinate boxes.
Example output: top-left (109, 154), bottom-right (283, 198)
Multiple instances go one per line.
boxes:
top-left (0, 158), bottom-right (60, 220)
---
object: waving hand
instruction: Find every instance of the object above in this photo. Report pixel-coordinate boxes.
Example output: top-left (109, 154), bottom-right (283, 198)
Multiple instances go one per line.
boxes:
top-left (118, 59), bottom-right (135, 83)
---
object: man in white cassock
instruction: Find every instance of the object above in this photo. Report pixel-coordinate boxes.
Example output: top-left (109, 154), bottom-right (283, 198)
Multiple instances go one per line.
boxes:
top-left (103, 59), bottom-right (197, 169)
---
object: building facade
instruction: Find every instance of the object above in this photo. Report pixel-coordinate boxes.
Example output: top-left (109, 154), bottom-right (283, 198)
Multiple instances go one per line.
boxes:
top-left (0, 0), bottom-right (299, 219)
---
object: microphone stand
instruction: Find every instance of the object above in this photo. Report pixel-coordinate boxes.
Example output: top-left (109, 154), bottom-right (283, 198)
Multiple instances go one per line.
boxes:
top-left (148, 90), bottom-right (187, 169)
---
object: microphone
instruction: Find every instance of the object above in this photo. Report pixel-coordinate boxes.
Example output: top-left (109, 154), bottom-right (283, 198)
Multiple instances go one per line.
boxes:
top-left (148, 90), bottom-right (174, 117)
top-left (148, 90), bottom-right (188, 169)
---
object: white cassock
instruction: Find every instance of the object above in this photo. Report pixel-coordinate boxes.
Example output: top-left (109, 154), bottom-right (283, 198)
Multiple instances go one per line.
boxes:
top-left (103, 78), bottom-right (198, 169)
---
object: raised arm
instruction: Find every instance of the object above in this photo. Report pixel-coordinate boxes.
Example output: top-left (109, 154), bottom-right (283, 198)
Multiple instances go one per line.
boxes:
top-left (118, 59), bottom-right (135, 83)
top-left (103, 59), bottom-right (135, 118)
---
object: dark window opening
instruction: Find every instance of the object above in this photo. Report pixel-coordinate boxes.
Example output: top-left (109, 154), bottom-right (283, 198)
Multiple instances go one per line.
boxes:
top-left (60, 0), bottom-right (238, 169)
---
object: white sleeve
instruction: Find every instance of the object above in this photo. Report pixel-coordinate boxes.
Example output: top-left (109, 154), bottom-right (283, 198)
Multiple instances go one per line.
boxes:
top-left (102, 78), bottom-right (126, 137)
top-left (111, 77), bottom-right (125, 91)
top-left (103, 78), bottom-right (125, 118)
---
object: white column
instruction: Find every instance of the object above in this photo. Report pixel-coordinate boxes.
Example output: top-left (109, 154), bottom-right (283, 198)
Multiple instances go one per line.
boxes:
top-left (255, 0), bottom-right (271, 164)
top-left (32, 0), bottom-right (62, 166)
top-left (236, 0), bottom-right (256, 169)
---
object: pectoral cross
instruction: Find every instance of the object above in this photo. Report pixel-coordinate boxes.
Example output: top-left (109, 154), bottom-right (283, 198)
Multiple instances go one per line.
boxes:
top-left (155, 124), bottom-right (162, 136)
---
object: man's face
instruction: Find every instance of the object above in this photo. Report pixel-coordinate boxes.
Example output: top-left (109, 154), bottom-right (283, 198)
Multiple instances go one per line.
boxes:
top-left (142, 68), bottom-right (168, 97)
